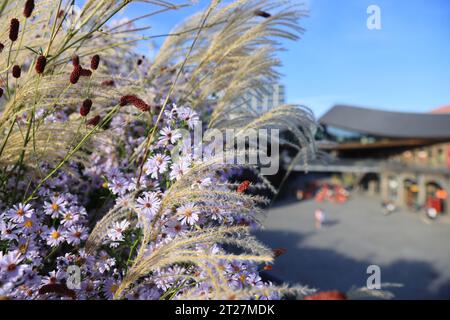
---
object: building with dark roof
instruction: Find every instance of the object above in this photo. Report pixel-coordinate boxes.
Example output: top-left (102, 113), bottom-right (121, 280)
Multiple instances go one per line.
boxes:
top-left (298, 105), bottom-right (450, 216)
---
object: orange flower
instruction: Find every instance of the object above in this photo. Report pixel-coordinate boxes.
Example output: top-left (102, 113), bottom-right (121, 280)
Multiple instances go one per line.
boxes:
top-left (237, 180), bottom-right (251, 193)
top-left (272, 247), bottom-right (287, 258)
top-left (304, 291), bottom-right (347, 300)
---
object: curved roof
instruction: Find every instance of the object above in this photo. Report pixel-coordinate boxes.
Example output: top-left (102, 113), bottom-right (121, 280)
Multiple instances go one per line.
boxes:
top-left (430, 105), bottom-right (450, 114)
top-left (319, 105), bottom-right (450, 139)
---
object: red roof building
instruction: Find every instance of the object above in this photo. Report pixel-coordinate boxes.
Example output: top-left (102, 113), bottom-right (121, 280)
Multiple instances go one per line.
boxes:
top-left (430, 105), bottom-right (450, 114)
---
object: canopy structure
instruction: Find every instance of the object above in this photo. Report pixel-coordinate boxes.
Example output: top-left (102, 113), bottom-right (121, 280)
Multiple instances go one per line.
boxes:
top-left (319, 105), bottom-right (450, 139)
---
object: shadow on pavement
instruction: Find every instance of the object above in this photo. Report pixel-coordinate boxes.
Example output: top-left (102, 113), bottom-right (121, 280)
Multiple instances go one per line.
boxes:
top-left (254, 229), bottom-right (450, 299)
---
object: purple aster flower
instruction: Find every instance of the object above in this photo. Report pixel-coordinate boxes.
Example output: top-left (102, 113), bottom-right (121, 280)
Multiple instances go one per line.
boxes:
top-left (177, 203), bottom-right (200, 226)
top-left (19, 216), bottom-right (40, 235)
top-left (179, 107), bottom-right (199, 129)
top-left (246, 273), bottom-right (264, 288)
top-left (165, 219), bottom-right (187, 238)
top-left (61, 206), bottom-right (80, 226)
top-left (1, 221), bottom-right (19, 241)
top-left (136, 192), bottom-right (161, 219)
top-left (107, 219), bottom-right (130, 242)
top-left (44, 195), bottom-right (67, 218)
top-left (116, 196), bottom-right (131, 208)
top-left (14, 238), bottom-right (38, 260)
top-left (103, 278), bottom-right (119, 299)
top-left (41, 270), bottom-right (65, 285)
top-left (7, 203), bottom-right (34, 223)
top-left (109, 177), bottom-right (129, 196)
top-left (169, 157), bottom-right (191, 181)
top-left (65, 225), bottom-right (88, 245)
top-left (191, 177), bottom-right (212, 189)
top-left (158, 126), bottom-right (182, 145)
top-left (0, 250), bottom-right (28, 281)
top-left (96, 251), bottom-right (116, 273)
top-left (145, 153), bottom-right (171, 179)
top-left (46, 226), bottom-right (66, 247)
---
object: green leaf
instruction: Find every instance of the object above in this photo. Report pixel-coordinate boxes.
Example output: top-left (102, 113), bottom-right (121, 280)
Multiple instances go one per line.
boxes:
top-left (24, 46), bottom-right (40, 55)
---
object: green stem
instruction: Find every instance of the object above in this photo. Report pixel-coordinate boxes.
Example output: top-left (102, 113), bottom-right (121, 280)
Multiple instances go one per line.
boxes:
top-left (25, 104), bottom-right (121, 203)
top-left (5, 42), bottom-right (13, 99)
top-left (0, 0), bottom-right (9, 16)
top-left (0, 116), bottom-right (16, 159)
top-left (135, 0), bottom-right (221, 185)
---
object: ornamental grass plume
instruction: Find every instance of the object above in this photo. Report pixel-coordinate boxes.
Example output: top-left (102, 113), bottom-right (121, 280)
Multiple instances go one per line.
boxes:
top-left (0, 0), bottom-right (333, 301)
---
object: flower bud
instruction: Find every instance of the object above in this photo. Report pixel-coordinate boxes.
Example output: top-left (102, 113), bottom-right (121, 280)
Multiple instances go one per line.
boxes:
top-left (12, 65), bottom-right (21, 78)
top-left (90, 55), bottom-right (100, 70)
top-left (23, 0), bottom-right (35, 18)
top-left (9, 19), bottom-right (20, 42)
top-left (80, 99), bottom-right (92, 117)
top-left (70, 65), bottom-right (82, 84)
top-left (35, 55), bottom-right (47, 74)
top-left (87, 115), bottom-right (101, 126)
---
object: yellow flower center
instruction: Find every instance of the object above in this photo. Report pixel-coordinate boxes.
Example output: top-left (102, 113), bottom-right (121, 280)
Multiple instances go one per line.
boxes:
top-left (16, 208), bottom-right (24, 216)
top-left (51, 231), bottom-right (60, 239)
top-left (110, 284), bottom-right (118, 293)
top-left (24, 220), bottom-right (33, 228)
top-left (51, 203), bottom-right (59, 211)
top-left (19, 243), bottom-right (28, 254)
top-left (184, 209), bottom-right (192, 217)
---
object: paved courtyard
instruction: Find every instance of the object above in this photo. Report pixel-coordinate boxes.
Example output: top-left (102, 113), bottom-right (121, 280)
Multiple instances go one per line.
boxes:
top-left (254, 193), bottom-right (450, 299)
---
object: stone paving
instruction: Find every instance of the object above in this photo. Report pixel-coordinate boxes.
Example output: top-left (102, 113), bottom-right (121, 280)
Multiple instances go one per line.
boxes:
top-left (254, 193), bottom-right (450, 299)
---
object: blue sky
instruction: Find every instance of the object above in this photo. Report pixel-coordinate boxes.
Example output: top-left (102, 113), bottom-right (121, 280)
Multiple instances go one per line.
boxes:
top-left (89, 0), bottom-right (450, 117)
